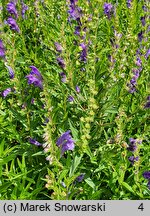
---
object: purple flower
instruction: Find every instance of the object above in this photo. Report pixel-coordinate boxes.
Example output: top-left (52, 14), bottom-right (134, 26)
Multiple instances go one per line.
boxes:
top-left (57, 57), bottom-right (65, 68)
top-left (0, 39), bottom-right (5, 58)
top-left (141, 16), bottom-right (146, 26)
top-left (2, 88), bottom-right (11, 97)
top-left (127, 0), bottom-right (132, 8)
top-left (59, 72), bottom-right (66, 83)
top-left (147, 96), bottom-right (150, 101)
top-left (25, 66), bottom-right (43, 89)
top-left (142, 5), bottom-right (147, 12)
top-left (130, 76), bottom-right (137, 85)
top-left (70, 0), bottom-right (78, 4)
top-left (54, 42), bottom-right (63, 53)
top-left (103, 3), bottom-right (113, 19)
top-left (68, 95), bottom-right (74, 102)
top-left (25, 74), bottom-right (43, 89)
top-left (136, 57), bottom-right (142, 67)
top-left (21, 1), bottom-right (28, 19)
top-left (74, 26), bottom-right (80, 35)
top-left (129, 138), bottom-right (136, 145)
top-left (129, 87), bottom-right (136, 94)
top-left (5, 64), bottom-right (14, 79)
top-left (143, 171), bottom-right (150, 180)
top-left (30, 66), bottom-right (42, 79)
top-left (6, 1), bottom-right (18, 19)
top-left (132, 68), bottom-right (140, 78)
top-left (128, 156), bottom-right (139, 165)
top-left (145, 49), bottom-right (150, 59)
top-left (80, 43), bottom-right (87, 63)
top-left (76, 173), bottom-right (85, 182)
top-left (138, 31), bottom-right (143, 42)
top-left (29, 138), bottom-right (42, 146)
top-left (127, 138), bottom-right (137, 152)
top-left (31, 98), bottom-right (34, 104)
top-left (56, 130), bottom-right (75, 154)
top-left (75, 85), bottom-right (80, 93)
top-left (144, 96), bottom-right (150, 109)
top-left (127, 82), bottom-right (136, 94)
top-left (7, 17), bottom-right (20, 32)
top-left (68, 4), bottom-right (82, 22)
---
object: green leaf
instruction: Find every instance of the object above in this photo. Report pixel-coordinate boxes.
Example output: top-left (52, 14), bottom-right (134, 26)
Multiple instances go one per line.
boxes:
top-left (32, 151), bottom-right (44, 156)
top-left (69, 154), bottom-right (83, 177)
top-left (122, 182), bottom-right (135, 194)
top-left (68, 119), bottom-right (78, 140)
top-left (85, 177), bottom-right (96, 190)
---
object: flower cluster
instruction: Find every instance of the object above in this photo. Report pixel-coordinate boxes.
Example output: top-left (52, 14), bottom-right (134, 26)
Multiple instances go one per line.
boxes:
top-left (6, 1), bottom-right (18, 18)
top-left (79, 43), bottom-right (87, 63)
top-left (56, 57), bottom-right (65, 69)
top-left (67, 0), bottom-right (88, 63)
top-left (127, 0), bottom-right (132, 8)
top-left (128, 156), bottom-right (139, 165)
top-left (127, 68), bottom-right (141, 93)
top-left (6, 1), bottom-right (20, 32)
top-left (127, 49), bottom-right (143, 93)
top-left (1, 39), bottom-right (15, 97)
top-left (25, 66), bottom-right (43, 89)
top-left (54, 41), bottom-right (65, 70)
top-left (21, 1), bottom-right (28, 19)
top-left (59, 72), bottom-right (66, 83)
top-left (103, 3), bottom-right (113, 19)
top-left (127, 138), bottom-right (142, 165)
top-left (0, 39), bottom-right (5, 58)
top-left (6, 17), bottom-right (20, 32)
top-left (127, 138), bottom-right (137, 152)
top-left (68, 0), bottom-right (82, 23)
top-left (56, 130), bottom-right (75, 155)
top-left (143, 171), bottom-right (150, 190)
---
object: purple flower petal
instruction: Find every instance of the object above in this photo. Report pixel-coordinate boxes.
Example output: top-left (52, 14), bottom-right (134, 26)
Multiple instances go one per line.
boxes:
top-left (68, 95), bottom-right (74, 102)
top-left (5, 64), bottom-right (14, 79)
top-left (21, 1), bottom-right (28, 19)
top-left (143, 171), bottom-right (150, 180)
top-left (26, 66), bottom-right (43, 89)
top-left (75, 85), bottom-right (80, 93)
top-left (7, 1), bottom-right (18, 19)
top-left (145, 49), bottom-right (150, 59)
top-left (54, 42), bottom-right (63, 53)
top-left (7, 17), bottom-right (20, 32)
top-left (103, 3), bottom-right (113, 19)
top-left (59, 72), bottom-right (66, 83)
top-left (56, 130), bottom-right (75, 154)
top-left (128, 156), bottom-right (139, 165)
top-left (0, 39), bottom-right (5, 58)
top-left (76, 173), bottom-right (85, 182)
top-left (2, 88), bottom-right (11, 98)
top-left (57, 57), bottom-right (65, 68)
top-left (29, 138), bottom-right (42, 146)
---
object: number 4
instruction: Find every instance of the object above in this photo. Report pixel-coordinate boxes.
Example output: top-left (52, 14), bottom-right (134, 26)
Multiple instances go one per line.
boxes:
top-left (138, 203), bottom-right (144, 211)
